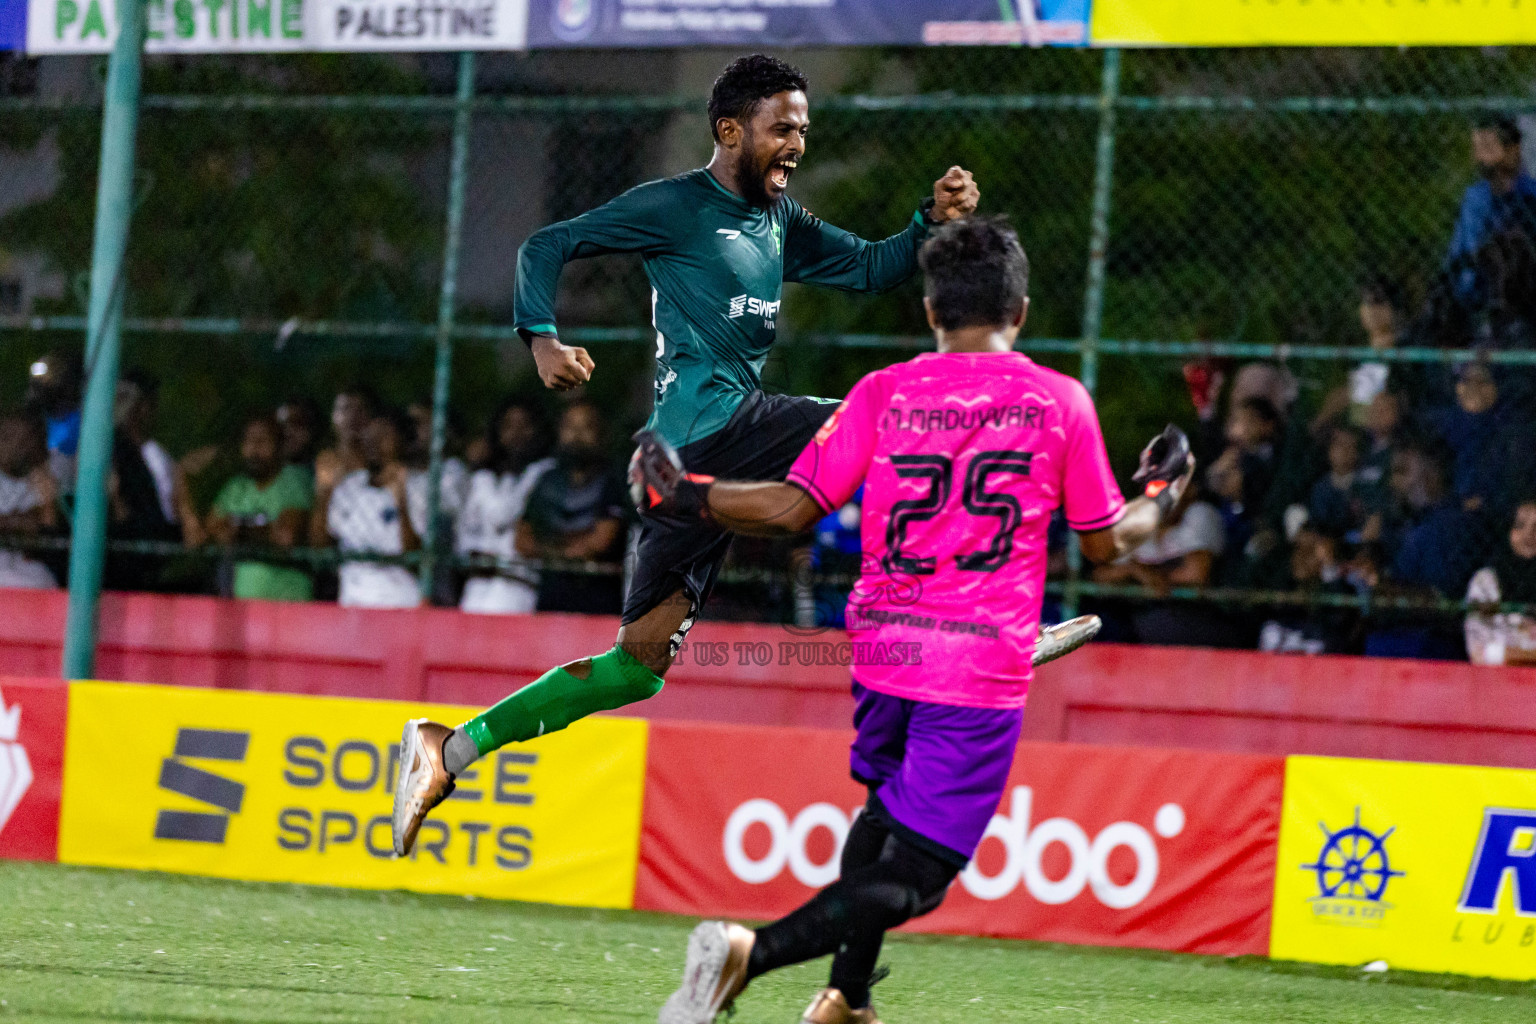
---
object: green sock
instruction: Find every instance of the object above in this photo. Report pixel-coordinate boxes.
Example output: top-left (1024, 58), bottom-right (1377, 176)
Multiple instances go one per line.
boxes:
top-left (459, 645), bottom-right (664, 756)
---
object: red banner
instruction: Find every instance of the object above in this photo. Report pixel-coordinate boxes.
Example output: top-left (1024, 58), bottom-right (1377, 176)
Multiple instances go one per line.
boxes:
top-left (0, 677), bottom-right (67, 862)
top-left (637, 722), bottom-right (1283, 955)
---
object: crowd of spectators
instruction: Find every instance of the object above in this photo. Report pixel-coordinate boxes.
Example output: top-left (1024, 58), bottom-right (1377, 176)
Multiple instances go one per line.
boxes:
top-left (1, 117), bottom-right (1532, 664)
top-left (0, 360), bottom-right (634, 617)
top-left (1082, 116), bottom-right (1536, 664)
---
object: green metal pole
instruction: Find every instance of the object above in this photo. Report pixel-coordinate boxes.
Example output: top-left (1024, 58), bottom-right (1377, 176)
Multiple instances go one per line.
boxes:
top-left (62, 0), bottom-right (146, 679)
top-left (1064, 47), bottom-right (1122, 620)
top-left (1080, 47), bottom-right (1121, 396)
top-left (420, 52), bottom-right (476, 599)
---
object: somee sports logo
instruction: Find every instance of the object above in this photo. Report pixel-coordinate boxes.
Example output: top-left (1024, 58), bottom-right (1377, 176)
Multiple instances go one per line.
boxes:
top-left (155, 728), bottom-right (250, 843)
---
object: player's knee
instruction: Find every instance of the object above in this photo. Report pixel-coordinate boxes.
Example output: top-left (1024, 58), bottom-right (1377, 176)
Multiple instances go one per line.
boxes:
top-left (606, 644), bottom-right (666, 703)
top-left (890, 838), bottom-right (961, 921)
top-left (617, 638), bottom-right (674, 680)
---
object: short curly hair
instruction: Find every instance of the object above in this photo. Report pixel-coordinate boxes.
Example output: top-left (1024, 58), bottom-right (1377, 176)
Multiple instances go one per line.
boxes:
top-left (708, 54), bottom-right (808, 143)
top-left (919, 217), bottom-right (1030, 331)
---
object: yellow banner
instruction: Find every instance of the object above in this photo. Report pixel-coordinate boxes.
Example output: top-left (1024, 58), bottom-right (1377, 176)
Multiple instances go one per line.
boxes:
top-left (1271, 756), bottom-right (1536, 980)
top-left (58, 682), bottom-right (648, 909)
top-left (1092, 1), bottom-right (1536, 47)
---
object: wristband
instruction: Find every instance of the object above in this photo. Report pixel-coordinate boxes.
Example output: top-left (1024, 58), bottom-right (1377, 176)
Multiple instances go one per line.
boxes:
top-left (673, 475), bottom-right (714, 520)
top-left (1145, 479), bottom-right (1178, 516)
top-left (917, 197), bottom-right (940, 228)
top-left (517, 326), bottom-right (558, 350)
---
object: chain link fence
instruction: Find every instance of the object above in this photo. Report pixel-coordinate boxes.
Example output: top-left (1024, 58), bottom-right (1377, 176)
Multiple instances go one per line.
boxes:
top-left (1, 47), bottom-right (1534, 658)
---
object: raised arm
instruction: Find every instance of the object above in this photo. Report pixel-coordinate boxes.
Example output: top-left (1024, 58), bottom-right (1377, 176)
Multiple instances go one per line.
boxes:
top-left (705, 480), bottom-right (824, 536)
top-left (783, 167), bottom-right (978, 293)
top-left (629, 375), bottom-right (879, 536)
top-left (513, 180), bottom-right (676, 390)
top-left (1078, 427), bottom-right (1197, 565)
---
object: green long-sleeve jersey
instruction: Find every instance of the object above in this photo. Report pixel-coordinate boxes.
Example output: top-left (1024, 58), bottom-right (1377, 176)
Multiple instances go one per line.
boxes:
top-left (514, 168), bottom-right (929, 447)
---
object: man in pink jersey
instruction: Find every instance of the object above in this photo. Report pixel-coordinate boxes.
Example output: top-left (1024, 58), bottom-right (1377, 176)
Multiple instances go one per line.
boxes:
top-left (635, 218), bottom-right (1196, 1024)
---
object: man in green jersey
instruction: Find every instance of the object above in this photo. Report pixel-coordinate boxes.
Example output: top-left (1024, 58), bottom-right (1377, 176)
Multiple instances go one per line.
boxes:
top-left (392, 54), bottom-right (978, 856)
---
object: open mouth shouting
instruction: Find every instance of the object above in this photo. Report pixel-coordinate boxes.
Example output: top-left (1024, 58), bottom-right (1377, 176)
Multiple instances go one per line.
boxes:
top-left (766, 157), bottom-right (798, 194)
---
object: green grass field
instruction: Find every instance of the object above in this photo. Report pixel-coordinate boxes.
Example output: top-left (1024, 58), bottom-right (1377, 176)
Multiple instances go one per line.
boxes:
top-left (0, 862), bottom-right (1530, 1024)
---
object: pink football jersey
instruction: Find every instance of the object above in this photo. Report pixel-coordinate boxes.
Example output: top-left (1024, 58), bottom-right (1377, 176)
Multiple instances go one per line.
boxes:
top-left (786, 351), bottom-right (1124, 709)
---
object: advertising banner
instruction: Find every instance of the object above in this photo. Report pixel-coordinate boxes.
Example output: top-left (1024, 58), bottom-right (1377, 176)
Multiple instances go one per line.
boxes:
top-left (1091, 0), bottom-right (1536, 47)
top-left (637, 722), bottom-right (1283, 955)
top-left (1271, 756), bottom-right (1536, 981)
top-left (57, 681), bottom-right (647, 908)
top-left (0, 678), bottom-right (67, 863)
top-left (528, 0), bottom-right (1090, 49)
top-left (27, 0), bottom-right (528, 53)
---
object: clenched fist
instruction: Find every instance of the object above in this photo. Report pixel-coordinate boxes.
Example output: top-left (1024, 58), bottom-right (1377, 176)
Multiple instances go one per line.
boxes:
top-left (931, 166), bottom-right (979, 223)
top-left (531, 333), bottom-right (596, 391)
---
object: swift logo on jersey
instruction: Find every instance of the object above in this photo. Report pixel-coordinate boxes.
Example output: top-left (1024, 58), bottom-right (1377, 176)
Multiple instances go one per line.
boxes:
top-left (727, 295), bottom-right (780, 324)
top-left (716, 229), bottom-right (742, 240)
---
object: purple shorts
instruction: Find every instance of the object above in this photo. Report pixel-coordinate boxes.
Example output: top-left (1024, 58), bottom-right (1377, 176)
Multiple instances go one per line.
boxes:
top-left (849, 682), bottom-right (1024, 867)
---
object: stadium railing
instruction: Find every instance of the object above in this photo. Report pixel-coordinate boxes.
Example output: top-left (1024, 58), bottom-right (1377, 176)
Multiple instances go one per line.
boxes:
top-left (2, 47), bottom-right (1535, 651)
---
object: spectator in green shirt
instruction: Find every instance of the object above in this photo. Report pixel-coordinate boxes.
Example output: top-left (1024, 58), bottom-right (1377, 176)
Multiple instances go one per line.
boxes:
top-left (206, 415), bottom-right (314, 602)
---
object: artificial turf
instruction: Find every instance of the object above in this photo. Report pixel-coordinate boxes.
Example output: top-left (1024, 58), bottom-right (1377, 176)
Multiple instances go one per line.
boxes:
top-left (0, 861), bottom-right (1529, 1023)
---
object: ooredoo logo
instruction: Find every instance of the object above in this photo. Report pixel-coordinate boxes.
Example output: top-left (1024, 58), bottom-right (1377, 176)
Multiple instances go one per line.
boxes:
top-left (723, 787), bottom-right (1186, 910)
top-left (0, 694), bottom-right (33, 837)
top-left (961, 787), bottom-right (1185, 908)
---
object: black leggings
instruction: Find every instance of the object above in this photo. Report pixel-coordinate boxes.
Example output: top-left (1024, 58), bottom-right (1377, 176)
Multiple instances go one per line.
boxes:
top-left (746, 805), bottom-right (959, 1009)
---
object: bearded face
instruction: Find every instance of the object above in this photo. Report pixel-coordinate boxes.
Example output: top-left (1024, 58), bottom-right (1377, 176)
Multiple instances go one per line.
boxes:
top-left (727, 90), bottom-right (807, 209)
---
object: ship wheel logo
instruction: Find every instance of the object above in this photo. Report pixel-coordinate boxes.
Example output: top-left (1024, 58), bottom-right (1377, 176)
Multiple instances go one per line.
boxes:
top-left (1302, 806), bottom-right (1405, 902)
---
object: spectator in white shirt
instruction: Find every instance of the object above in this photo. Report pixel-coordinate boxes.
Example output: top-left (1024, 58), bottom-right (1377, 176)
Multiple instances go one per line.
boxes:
top-left (1466, 499), bottom-right (1536, 666)
top-left (313, 408), bottom-right (426, 609)
top-left (0, 411), bottom-right (61, 590)
top-left (457, 399), bottom-right (556, 614)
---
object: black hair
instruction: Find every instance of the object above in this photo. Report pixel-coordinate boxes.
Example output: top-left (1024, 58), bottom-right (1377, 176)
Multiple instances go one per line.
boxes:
top-left (0, 407), bottom-right (46, 439)
top-left (336, 383), bottom-right (380, 413)
top-left (708, 54), bottom-right (808, 143)
top-left (1330, 423), bottom-right (1364, 445)
top-left (918, 216), bottom-right (1030, 332)
top-left (1475, 114), bottom-right (1522, 148)
top-left (120, 368), bottom-right (160, 402)
top-left (1358, 272), bottom-right (1406, 312)
top-left (242, 412), bottom-right (281, 439)
top-left (1397, 437), bottom-right (1453, 486)
top-left (487, 395), bottom-right (551, 462)
top-left (277, 395), bottom-right (322, 424)
top-left (370, 405), bottom-right (414, 441)
top-left (1235, 395), bottom-right (1282, 429)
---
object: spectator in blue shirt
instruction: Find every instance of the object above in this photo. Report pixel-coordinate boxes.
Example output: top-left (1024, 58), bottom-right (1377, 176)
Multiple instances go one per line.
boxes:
top-left (1364, 444), bottom-right (1480, 660)
top-left (1446, 116), bottom-right (1536, 313)
top-left (1423, 361), bottom-right (1529, 518)
top-left (1388, 444), bottom-right (1478, 600)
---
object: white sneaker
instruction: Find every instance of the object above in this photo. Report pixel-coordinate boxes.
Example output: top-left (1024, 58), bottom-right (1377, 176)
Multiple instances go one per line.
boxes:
top-left (657, 921), bottom-right (755, 1024)
top-left (391, 719), bottom-right (455, 857)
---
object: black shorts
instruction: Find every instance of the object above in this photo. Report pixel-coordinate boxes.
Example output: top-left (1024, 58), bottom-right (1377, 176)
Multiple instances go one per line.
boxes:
top-left (621, 391), bottom-right (839, 639)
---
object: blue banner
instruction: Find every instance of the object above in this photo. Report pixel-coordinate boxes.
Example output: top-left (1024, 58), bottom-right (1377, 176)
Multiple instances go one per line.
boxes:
top-left (529, 0), bottom-right (1091, 49)
top-left (1, 0), bottom-right (25, 50)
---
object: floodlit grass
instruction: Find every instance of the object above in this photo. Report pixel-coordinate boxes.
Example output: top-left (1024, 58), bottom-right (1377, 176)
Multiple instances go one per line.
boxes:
top-left (0, 862), bottom-right (1529, 1023)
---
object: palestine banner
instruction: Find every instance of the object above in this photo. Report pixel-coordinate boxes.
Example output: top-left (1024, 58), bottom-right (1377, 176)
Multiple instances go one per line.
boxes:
top-left (27, 0), bottom-right (529, 52)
